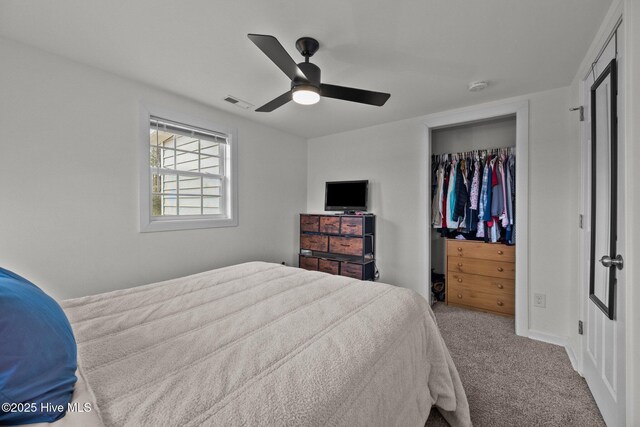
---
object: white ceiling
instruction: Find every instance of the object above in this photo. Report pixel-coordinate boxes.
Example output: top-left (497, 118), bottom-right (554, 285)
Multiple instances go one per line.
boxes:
top-left (0, 0), bottom-right (611, 138)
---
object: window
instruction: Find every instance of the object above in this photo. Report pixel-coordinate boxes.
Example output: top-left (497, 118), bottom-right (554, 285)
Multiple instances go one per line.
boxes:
top-left (140, 112), bottom-right (237, 232)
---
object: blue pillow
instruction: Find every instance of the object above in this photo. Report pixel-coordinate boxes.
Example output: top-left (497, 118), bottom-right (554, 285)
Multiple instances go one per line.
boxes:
top-left (0, 267), bottom-right (77, 425)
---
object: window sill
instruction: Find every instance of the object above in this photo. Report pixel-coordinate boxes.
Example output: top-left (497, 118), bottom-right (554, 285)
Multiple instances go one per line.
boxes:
top-left (140, 216), bottom-right (238, 232)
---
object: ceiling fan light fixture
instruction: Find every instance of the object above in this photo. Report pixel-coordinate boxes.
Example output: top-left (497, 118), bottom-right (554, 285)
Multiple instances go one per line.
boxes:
top-left (292, 85), bottom-right (320, 105)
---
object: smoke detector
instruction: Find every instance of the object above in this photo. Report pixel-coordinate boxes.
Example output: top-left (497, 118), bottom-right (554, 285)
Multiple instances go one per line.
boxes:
top-left (468, 81), bottom-right (489, 92)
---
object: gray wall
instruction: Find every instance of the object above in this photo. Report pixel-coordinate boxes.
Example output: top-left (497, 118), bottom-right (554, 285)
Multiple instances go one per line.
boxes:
top-left (0, 38), bottom-right (308, 299)
top-left (430, 116), bottom-right (516, 274)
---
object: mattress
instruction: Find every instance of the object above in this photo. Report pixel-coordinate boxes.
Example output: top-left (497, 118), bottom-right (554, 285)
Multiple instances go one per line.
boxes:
top-left (56, 262), bottom-right (470, 426)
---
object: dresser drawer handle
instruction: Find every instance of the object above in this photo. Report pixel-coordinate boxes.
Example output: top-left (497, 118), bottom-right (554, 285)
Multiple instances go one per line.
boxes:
top-left (340, 243), bottom-right (351, 247)
top-left (308, 240), bottom-right (318, 244)
top-left (498, 250), bottom-right (504, 255)
top-left (303, 222), bottom-right (315, 225)
top-left (457, 247), bottom-right (462, 252)
top-left (497, 283), bottom-right (504, 289)
top-left (497, 300), bottom-right (504, 306)
top-left (497, 267), bottom-right (504, 272)
top-left (457, 278), bottom-right (463, 283)
top-left (457, 263), bottom-right (463, 267)
top-left (457, 294), bottom-right (463, 299)
top-left (346, 224), bottom-right (356, 227)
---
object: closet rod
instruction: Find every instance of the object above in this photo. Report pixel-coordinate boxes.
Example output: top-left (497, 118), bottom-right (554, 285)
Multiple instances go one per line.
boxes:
top-left (432, 146), bottom-right (515, 157)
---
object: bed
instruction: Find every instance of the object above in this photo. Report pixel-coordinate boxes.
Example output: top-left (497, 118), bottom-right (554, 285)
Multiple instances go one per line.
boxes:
top-left (52, 262), bottom-right (470, 426)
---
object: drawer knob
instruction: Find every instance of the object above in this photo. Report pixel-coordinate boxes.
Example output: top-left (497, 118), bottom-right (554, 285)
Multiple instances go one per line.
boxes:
top-left (457, 247), bottom-right (462, 252)
top-left (497, 267), bottom-right (504, 272)
top-left (457, 294), bottom-right (463, 299)
top-left (457, 278), bottom-right (463, 283)
top-left (498, 250), bottom-right (504, 255)
top-left (497, 283), bottom-right (504, 289)
top-left (497, 300), bottom-right (504, 306)
top-left (457, 263), bottom-right (463, 267)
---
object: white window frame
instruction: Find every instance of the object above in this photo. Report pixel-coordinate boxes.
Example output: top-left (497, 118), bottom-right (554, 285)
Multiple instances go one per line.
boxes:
top-left (139, 105), bottom-right (238, 232)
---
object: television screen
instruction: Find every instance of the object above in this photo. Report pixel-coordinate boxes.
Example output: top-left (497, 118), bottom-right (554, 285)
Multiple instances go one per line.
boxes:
top-left (325, 180), bottom-right (368, 211)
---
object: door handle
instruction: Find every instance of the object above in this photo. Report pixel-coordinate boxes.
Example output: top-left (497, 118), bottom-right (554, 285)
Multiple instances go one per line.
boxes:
top-left (599, 254), bottom-right (624, 270)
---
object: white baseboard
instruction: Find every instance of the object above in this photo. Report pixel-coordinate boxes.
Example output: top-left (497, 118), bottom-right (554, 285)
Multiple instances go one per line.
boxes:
top-left (564, 342), bottom-right (579, 372)
top-left (527, 329), bottom-right (579, 372)
top-left (527, 329), bottom-right (568, 346)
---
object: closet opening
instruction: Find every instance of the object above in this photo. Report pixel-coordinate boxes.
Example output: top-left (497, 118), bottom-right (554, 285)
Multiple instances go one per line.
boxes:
top-left (424, 100), bottom-right (529, 336)
top-left (430, 116), bottom-right (516, 324)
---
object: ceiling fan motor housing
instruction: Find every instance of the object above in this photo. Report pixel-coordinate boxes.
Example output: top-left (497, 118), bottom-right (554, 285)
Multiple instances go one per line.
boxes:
top-left (292, 62), bottom-right (321, 89)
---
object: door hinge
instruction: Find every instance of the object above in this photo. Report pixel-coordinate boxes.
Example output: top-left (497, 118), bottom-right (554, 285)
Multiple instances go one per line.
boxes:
top-left (578, 320), bottom-right (584, 335)
top-left (579, 214), bottom-right (584, 229)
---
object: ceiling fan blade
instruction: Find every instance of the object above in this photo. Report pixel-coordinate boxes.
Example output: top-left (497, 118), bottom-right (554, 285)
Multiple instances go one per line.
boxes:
top-left (248, 34), bottom-right (307, 81)
top-left (320, 84), bottom-right (390, 106)
top-left (255, 90), bottom-right (293, 112)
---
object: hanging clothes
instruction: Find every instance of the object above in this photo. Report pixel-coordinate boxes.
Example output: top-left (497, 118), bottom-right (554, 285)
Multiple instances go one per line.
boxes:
top-left (431, 147), bottom-right (516, 245)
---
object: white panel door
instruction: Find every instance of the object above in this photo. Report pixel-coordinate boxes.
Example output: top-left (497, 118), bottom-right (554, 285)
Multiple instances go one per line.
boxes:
top-left (582, 25), bottom-right (626, 427)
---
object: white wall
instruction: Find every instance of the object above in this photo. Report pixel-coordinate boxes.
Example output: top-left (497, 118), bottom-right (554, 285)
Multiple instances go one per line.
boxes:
top-left (307, 117), bottom-right (429, 296)
top-left (0, 37), bottom-right (308, 300)
top-left (430, 116), bottom-right (517, 275)
top-left (431, 116), bottom-right (516, 155)
top-left (307, 87), bottom-right (575, 341)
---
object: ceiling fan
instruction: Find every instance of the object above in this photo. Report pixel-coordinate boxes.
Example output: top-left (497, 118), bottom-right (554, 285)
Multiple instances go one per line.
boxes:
top-left (247, 34), bottom-right (391, 112)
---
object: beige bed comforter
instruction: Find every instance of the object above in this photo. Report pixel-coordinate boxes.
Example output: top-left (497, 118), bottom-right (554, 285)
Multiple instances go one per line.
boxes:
top-left (58, 262), bottom-right (470, 427)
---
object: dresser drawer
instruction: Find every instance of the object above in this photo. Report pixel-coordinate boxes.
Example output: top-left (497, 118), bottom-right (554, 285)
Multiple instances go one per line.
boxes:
top-left (329, 236), bottom-right (364, 256)
top-left (447, 240), bottom-right (515, 262)
top-left (448, 257), bottom-right (515, 279)
top-left (300, 215), bottom-right (320, 233)
top-left (447, 271), bottom-right (515, 295)
top-left (319, 216), bottom-right (340, 234)
top-left (340, 262), bottom-right (363, 279)
top-left (299, 256), bottom-right (319, 271)
top-left (300, 234), bottom-right (329, 252)
top-left (318, 259), bottom-right (340, 275)
top-left (340, 217), bottom-right (363, 236)
top-left (448, 284), bottom-right (515, 315)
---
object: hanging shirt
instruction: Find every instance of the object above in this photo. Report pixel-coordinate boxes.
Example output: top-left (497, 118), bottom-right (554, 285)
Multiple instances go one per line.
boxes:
top-left (447, 160), bottom-right (458, 229)
top-left (453, 160), bottom-right (469, 225)
top-left (498, 157), bottom-right (509, 227)
top-left (469, 159), bottom-right (480, 210)
top-left (482, 158), bottom-right (494, 221)
top-left (431, 165), bottom-right (444, 227)
top-left (490, 158), bottom-right (504, 218)
top-left (505, 161), bottom-right (513, 223)
top-left (465, 159), bottom-right (477, 231)
top-left (477, 157), bottom-right (490, 238)
top-left (441, 163), bottom-right (450, 229)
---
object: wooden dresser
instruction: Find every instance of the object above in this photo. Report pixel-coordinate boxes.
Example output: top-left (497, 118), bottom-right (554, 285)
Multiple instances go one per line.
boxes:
top-left (446, 239), bottom-right (515, 316)
top-left (298, 213), bottom-right (375, 280)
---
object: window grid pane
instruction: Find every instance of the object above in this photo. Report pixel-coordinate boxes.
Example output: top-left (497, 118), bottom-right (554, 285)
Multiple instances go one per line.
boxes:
top-left (149, 118), bottom-right (228, 219)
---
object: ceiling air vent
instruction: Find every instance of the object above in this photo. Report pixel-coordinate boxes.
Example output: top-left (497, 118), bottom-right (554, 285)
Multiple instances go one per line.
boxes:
top-left (223, 95), bottom-right (254, 110)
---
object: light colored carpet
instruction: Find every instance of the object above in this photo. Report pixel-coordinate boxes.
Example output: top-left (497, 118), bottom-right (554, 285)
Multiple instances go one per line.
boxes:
top-left (426, 303), bottom-right (605, 427)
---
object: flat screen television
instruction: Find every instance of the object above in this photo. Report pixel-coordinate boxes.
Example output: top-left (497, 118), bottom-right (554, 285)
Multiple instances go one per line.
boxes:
top-left (324, 180), bottom-right (368, 212)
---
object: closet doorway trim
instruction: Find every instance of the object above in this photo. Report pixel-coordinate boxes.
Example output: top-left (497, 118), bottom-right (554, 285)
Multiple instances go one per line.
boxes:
top-left (423, 100), bottom-right (529, 337)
